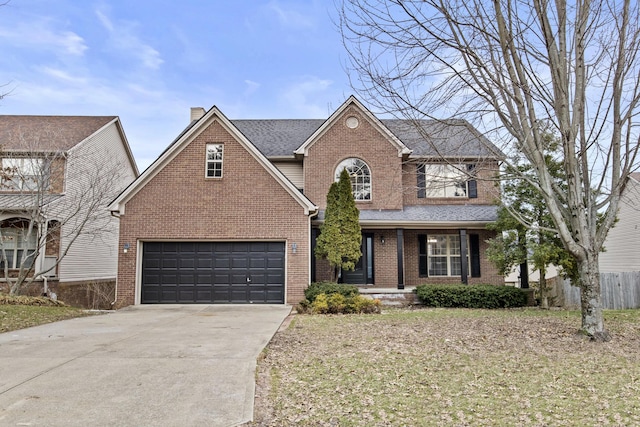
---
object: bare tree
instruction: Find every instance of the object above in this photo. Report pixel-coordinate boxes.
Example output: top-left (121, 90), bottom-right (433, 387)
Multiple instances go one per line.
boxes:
top-left (0, 129), bottom-right (127, 295)
top-left (339, 0), bottom-right (640, 340)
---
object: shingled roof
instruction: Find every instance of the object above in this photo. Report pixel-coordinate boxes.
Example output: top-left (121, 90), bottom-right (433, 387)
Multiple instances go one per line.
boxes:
top-left (315, 204), bottom-right (498, 224)
top-left (0, 116), bottom-right (116, 151)
top-left (230, 118), bottom-right (501, 159)
top-left (233, 119), bottom-right (325, 157)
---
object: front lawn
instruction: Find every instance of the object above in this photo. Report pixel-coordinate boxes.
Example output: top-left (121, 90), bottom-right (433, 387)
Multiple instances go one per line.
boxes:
top-left (252, 308), bottom-right (640, 426)
top-left (0, 294), bottom-right (94, 333)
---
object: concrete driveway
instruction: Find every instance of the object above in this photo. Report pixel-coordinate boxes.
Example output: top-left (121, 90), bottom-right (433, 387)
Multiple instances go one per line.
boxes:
top-left (0, 304), bottom-right (291, 427)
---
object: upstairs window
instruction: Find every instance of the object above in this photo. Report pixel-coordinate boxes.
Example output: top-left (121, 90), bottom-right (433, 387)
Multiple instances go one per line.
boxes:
top-left (205, 144), bottom-right (224, 178)
top-left (417, 163), bottom-right (476, 198)
top-left (1, 158), bottom-right (47, 191)
top-left (335, 158), bottom-right (371, 201)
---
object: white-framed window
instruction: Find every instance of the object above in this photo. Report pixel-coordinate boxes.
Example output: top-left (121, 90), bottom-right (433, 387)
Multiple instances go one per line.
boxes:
top-left (335, 158), bottom-right (371, 201)
top-left (1, 158), bottom-right (46, 191)
top-left (205, 144), bottom-right (224, 178)
top-left (0, 225), bottom-right (38, 269)
top-left (426, 235), bottom-right (469, 277)
top-left (417, 163), bottom-right (468, 198)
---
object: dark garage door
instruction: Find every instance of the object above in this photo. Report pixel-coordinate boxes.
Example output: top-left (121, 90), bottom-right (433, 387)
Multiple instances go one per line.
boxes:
top-left (141, 241), bottom-right (285, 304)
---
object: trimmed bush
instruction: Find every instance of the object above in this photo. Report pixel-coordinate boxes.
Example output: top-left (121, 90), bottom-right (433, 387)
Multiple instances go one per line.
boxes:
top-left (415, 284), bottom-right (527, 309)
top-left (298, 292), bottom-right (381, 314)
top-left (304, 282), bottom-right (359, 303)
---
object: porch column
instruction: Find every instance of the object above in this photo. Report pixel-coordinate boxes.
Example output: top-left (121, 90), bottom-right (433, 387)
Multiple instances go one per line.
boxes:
top-left (460, 229), bottom-right (468, 284)
top-left (396, 228), bottom-right (404, 289)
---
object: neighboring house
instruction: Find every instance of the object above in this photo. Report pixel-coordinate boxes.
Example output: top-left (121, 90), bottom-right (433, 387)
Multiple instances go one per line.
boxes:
top-left (599, 172), bottom-right (640, 272)
top-left (0, 115), bottom-right (138, 296)
top-left (109, 96), bottom-right (503, 306)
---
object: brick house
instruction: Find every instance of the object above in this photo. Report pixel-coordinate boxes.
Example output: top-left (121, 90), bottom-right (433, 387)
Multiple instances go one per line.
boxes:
top-left (0, 116), bottom-right (138, 298)
top-left (109, 96), bottom-right (502, 306)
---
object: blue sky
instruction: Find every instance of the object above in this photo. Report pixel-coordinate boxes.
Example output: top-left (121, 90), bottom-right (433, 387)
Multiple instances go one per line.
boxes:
top-left (0, 0), bottom-right (354, 169)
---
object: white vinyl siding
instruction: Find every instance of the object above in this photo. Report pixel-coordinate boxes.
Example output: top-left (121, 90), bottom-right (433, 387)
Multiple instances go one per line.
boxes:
top-left (54, 122), bottom-right (137, 282)
top-left (273, 161), bottom-right (304, 189)
top-left (599, 179), bottom-right (640, 272)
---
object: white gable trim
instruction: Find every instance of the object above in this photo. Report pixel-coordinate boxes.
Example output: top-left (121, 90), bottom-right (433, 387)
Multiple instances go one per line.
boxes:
top-left (108, 107), bottom-right (317, 215)
top-left (293, 95), bottom-right (412, 157)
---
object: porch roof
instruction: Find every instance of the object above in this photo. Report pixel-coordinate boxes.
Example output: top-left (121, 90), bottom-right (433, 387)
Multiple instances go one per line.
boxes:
top-left (0, 194), bottom-right (63, 210)
top-left (314, 204), bottom-right (498, 228)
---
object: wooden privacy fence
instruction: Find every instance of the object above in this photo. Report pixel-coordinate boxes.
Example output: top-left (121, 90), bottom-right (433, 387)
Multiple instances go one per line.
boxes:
top-left (550, 272), bottom-right (640, 309)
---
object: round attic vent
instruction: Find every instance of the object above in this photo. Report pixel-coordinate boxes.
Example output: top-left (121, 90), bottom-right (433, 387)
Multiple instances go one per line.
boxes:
top-left (345, 116), bottom-right (359, 129)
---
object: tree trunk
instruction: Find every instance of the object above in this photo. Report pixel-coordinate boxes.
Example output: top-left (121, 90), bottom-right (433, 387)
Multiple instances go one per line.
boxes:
top-left (578, 252), bottom-right (610, 341)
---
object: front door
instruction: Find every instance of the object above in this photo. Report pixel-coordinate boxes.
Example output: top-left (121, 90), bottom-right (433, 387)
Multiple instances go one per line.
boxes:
top-left (341, 233), bottom-right (374, 285)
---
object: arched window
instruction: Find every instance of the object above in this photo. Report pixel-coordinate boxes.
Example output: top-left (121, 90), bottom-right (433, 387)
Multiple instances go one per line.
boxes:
top-left (335, 158), bottom-right (371, 201)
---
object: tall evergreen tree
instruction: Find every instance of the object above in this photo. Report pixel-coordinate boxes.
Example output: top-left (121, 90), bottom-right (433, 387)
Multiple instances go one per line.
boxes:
top-left (315, 169), bottom-right (362, 282)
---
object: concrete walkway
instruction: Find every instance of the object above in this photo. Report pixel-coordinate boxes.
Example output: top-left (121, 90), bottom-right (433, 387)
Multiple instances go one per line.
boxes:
top-left (0, 304), bottom-right (291, 427)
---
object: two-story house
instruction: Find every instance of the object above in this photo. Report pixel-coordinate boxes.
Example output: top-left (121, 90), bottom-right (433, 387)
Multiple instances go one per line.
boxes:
top-left (0, 115), bottom-right (138, 299)
top-left (108, 96), bottom-right (502, 306)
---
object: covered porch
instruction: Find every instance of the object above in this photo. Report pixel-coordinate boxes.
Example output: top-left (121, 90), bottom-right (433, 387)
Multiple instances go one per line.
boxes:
top-left (311, 205), bottom-right (502, 288)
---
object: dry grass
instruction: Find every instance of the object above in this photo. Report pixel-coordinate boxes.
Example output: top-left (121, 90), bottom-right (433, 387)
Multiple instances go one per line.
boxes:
top-left (252, 308), bottom-right (640, 426)
top-left (0, 293), bottom-right (94, 333)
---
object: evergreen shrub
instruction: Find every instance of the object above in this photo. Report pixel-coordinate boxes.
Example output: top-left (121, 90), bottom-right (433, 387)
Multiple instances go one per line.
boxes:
top-left (415, 284), bottom-right (527, 308)
top-left (303, 281), bottom-right (359, 303)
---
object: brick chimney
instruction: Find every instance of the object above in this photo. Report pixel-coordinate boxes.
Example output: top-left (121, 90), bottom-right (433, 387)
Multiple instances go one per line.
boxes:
top-left (190, 107), bottom-right (206, 122)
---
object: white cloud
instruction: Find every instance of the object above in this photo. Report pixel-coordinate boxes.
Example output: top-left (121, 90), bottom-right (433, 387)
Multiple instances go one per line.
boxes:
top-left (266, 1), bottom-right (315, 30)
top-left (243, 80), bottom-right (261, 97)
top-left (281, 76), bottom-right (334, 117)
top-left (0, 20), bottom-right (87, 56)
top-left (95, 9), bottom-right (163, 70)
top-left (39, 67), bottom-right (88, 84)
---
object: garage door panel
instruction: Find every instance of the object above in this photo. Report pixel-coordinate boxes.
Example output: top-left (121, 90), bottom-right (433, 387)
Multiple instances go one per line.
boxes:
top-left (266, 273), bottom-right (284, 284)
top-left (249, 258), bottom-right (266, 268)
top-left (231, 257), bottom-right (248, 269)
top-left (161, 258), bottom-right (178, 269)
top-left (196, 274), bottom-right (212, 284)
top-left (142, 241), bottom-right (285, 304)
top-left (232, 242), bottom-right (249, 253)
top-left (196, 290), bottom-right (213, 302)
top-left (197, 258), bottom-right (213, 269)
top-left (160, 274), bottom-right (178, 285)
top-left (214, 257), bottom-right (231, 269)
top-left (178, 274), bottom-right (195, 284)
top-left (267, 257), bottom-right (284, 268)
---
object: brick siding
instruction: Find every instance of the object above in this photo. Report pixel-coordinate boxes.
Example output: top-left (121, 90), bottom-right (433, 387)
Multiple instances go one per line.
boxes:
top-left (116, 118), bottom-right (311, 306)
top-left (303, 106), bottom-right (404, 211)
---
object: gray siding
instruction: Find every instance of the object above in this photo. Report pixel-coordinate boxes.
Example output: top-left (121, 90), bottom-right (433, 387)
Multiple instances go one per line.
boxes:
top-left (52, 122), bottom-right (136, 282)
top-left (599, 179), bottom-right (640, 272)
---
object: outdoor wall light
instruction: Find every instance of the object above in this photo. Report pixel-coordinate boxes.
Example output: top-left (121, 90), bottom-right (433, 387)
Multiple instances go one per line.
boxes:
top-left (292, 242), bottom-right (297, 254)
top-left (123, 243), bottom-right (130, 253)
top-left (380, 235), bottom-right (385, 244)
